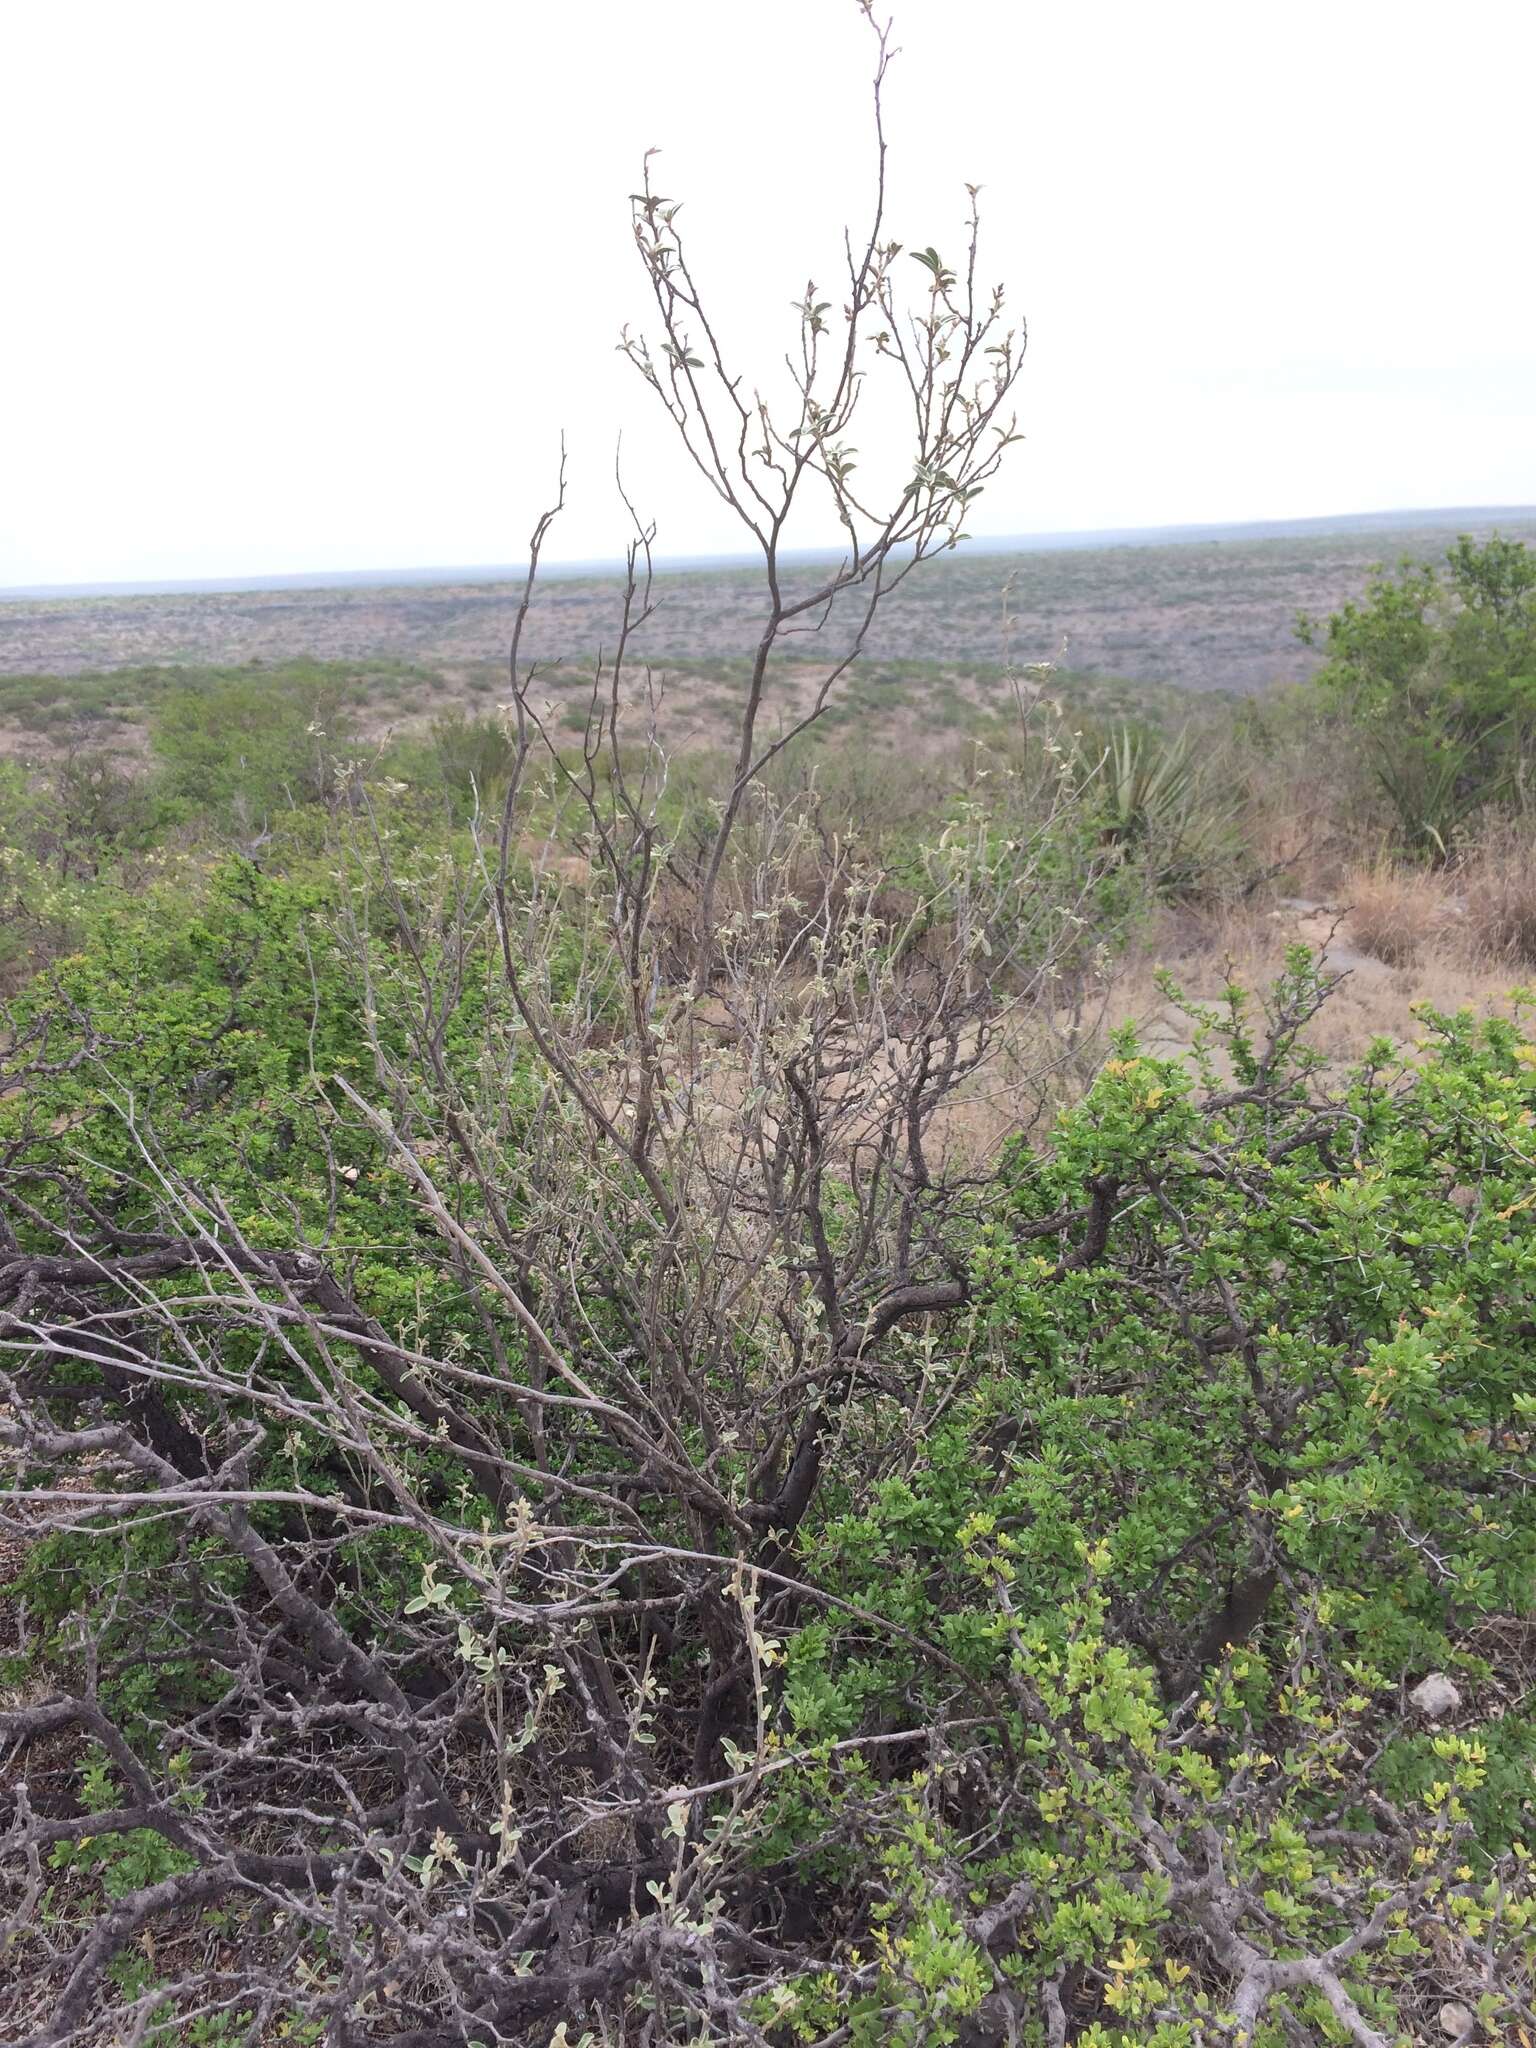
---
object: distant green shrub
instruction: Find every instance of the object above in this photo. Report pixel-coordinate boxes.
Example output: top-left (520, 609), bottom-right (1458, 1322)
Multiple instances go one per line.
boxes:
top-left (426, 708), bottom-right (517, 807)
top-left (148, 664), bottom-right (358, 824)
top-left (1302, 533), bottom-right (1536, 856)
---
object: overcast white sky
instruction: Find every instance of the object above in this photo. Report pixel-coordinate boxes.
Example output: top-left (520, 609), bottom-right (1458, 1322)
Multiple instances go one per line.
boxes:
top-left (4, 0), bottom-right (1534, 588)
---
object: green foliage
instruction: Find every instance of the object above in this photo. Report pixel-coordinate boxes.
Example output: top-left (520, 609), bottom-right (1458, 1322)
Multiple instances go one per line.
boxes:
top-left (764, 950), bottom-right (1536, 2037)
top-left (1302, 533), bottom-right (1536, 854)
top-left (2, 857), bottom-right (368, 1204)
top-left (423, 708), bottom-right (518, 808)
top-left (42, 747), bottom-right (158, 872)
top-left (982, 957), bottom-right (1536, 1672)
top-left (0, 836), bottom-right (554, 1684)
top-left (763, 1569), bottom-right (1532, 2045)
top-left (47, 1750), bottom-right (195, 1900)
top-left (0, 760), bottom-right (84, 984)
top-left (148, 663), bottom-right (360, 824)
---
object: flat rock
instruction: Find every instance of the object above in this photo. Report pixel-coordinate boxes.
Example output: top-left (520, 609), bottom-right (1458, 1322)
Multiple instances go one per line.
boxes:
top-left (1410, 1672), bottom-right (1463, 1718)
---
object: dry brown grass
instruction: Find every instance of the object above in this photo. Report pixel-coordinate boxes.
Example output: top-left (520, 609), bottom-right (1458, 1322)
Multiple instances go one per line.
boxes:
top-left (1107, 893), bottom-right (1529, 1073)
top-left (1344, 863), bottom-right (1450, 968)
top-left (1458, 818), bottom-right (1536, 969)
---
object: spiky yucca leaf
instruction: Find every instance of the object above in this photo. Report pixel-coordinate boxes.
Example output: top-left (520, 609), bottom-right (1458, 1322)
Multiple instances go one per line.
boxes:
top-left (1082, 725), bottom-right (1241, 896)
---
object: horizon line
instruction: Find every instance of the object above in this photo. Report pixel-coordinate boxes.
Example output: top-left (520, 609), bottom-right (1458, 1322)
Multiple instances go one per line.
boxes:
top-left (5, 501), bottom-right (1535, 604)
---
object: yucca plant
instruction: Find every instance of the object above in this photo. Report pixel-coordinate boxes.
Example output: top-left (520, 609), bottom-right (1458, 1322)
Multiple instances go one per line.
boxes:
top-left (1081, 723), bottom-right (1242, 897)
top-left (1368, 722), bottom-right (1485, 861)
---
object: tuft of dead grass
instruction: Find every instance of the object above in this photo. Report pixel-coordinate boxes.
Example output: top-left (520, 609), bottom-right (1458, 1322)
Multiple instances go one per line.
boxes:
top-left (1108, 892), bottom-right (1529, 1076)
top-left (1458, 818), bottom-right (1536, 968)
top-left (1344, 864), bottom-right (1450, 969)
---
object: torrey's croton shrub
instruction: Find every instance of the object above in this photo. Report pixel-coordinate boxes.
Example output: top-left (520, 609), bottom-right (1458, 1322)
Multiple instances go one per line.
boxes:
top-left (764, 951), bottom-right (1536, 2044)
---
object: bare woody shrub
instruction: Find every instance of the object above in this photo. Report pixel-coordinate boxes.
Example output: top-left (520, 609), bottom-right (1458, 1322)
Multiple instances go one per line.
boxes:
top-left (7, 15), bottom-right (1534, 2047)
top-left (0, 14), bottom-right (1099, 2039)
